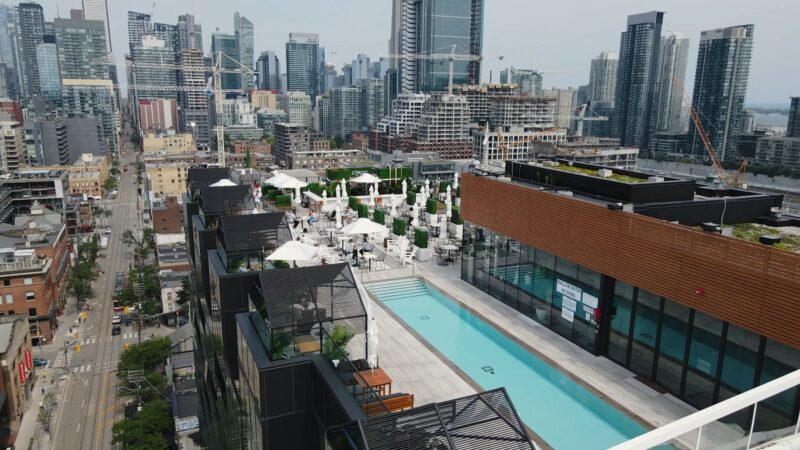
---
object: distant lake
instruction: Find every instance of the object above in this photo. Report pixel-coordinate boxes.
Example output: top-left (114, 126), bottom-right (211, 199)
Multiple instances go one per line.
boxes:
top-left (756, 113), bottom-right (788, 128)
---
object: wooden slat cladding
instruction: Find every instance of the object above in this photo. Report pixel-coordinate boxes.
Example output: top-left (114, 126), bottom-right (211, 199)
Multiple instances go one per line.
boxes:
top-left (461, 174), bottom-right (800, 348)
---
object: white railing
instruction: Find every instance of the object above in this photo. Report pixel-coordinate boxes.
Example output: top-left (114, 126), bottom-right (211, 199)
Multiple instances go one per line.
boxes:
top-left (611, 369), bottom-right (800, 450)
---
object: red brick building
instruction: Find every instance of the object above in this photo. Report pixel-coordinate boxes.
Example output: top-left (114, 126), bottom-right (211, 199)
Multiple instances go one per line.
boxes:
top-left (0, 101), bottom-right (23, 124)
top-left (151, 196), bottom-right (183, 234)
top-left (228, 140), bottom-right (271, 155)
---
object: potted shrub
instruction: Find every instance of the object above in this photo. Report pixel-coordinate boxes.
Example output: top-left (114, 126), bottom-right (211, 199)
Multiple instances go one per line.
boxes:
top-left (275, 195), bottom-right (292, 208)
top-left (392, 217), bottom-right (406, 237)
top-left (373, 208), bottom-right (385, 225)
top-left (323, 325), bottom-right (355, 362)
top-left (406, 191), bottom-right (416, 206)
top-left (357, 203), bottom-right (368, 218)
top-left (348, 196), bottom-right (358, 210)
top-left (426, 198), bottom-right (439, 224)
top-left (413, 227), bottom-right (431, 261)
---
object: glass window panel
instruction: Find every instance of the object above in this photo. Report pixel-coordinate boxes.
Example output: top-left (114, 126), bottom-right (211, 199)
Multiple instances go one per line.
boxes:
top-left (685, 312), bottom-right (723, 409)
top-left (720, 325), bottom-right (759, 395)
top-left (487, 234), bottom-right (508, 303)
top-left (756, 339), bottom-right (800, 431)
top-left (532, 249), bottom-right (555, 305)
top-left (551, 257), bottom-right (578, 340)
top-left (502, 239), bottom-right (521, 308)
top-left (608, 281), bottom-right (634, 365)
top-left (630, 290), bottom-right (660, 378)
top-left (655, 300), bottom-right (690, 395)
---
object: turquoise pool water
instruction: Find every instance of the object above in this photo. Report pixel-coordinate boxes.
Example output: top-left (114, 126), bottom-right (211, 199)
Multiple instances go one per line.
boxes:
top-left (367, 278), bottom-right (648, 450)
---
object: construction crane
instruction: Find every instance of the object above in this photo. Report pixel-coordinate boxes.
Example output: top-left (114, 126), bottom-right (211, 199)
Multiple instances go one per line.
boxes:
top-left (385, 45), bottom-right (482, 94)
top-left (125, 52), bottom-right (254, 167)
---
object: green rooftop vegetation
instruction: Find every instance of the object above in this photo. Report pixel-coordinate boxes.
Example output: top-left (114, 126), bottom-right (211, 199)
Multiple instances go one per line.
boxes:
top-left (552, 163), bottom-right (646, 184)
top-left (732, 223), bottom-right (800, 253)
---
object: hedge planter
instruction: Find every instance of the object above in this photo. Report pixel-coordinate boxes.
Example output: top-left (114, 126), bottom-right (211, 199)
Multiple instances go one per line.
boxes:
top-left (414, 246), bottom-right (432, 262)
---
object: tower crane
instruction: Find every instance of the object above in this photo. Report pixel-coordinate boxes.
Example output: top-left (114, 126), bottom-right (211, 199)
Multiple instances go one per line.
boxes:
top-left (125, 51), bottom-right (255, 167)
top-left (385, 45), bottom-right (482, 94)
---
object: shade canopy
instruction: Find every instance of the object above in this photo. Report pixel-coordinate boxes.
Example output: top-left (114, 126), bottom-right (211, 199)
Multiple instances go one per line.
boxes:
top-left (208, 178), bottom-right (237, 187)
top-left (266, 240), bottom-right (319, 261)
top-left (273, 176), bottom-right (308, 190)
top-left (265, 172), bottom-right (291, 187)
top-left (350, 173), bottom-right (381, 184)
top-left (339, 218), bottom-right (387, 236)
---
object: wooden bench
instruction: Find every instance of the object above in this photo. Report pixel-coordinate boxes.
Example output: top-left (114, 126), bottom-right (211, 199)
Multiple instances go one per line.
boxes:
top-left (362, 393), bottom-right (414, 417)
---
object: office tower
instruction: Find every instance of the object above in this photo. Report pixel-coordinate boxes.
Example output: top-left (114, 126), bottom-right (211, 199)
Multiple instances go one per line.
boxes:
top-left (212, 33), bottom-right (241, 93)
top-left (383, 69), bottom-right (398, 117)
top-left (0, 63), bottom-right (8, 98)
top-left (500, 68), bottom-right (543, 97)
top-left (314, 95), bottom-right (328, 134)
top-left (11, 3), bottom-right (45, 100)
top-left (256, 51), bottom-right (280, 91)
top-left (360, 78), bottom-right (385, 129)
top-left (61, 79), bottom-right (119, 154)
top-left (36, 40), bottom-right (60, 100)
top-left (650, 33), bottom-right (689, 136)
top-left (688, 24), bottom-right (754, 160)
top-left (54, 19), bottom-right (109, 80)
top-left (153, 22), bottom-right (178, 51)
top-left (0, 5), bottom-right (16, 69)
top-left (588, 52), bottom-right (619, 103)
top-left (234, 13), bottom-right (254, 91)
top-left (543, 88), bottom-right (577, 129)
top-left (132, 36), bottom-right (177, 100)
top-left (614, 11), bottom-right (664, 149)
top-left (318, 47), bottom-right (326, 95)
top-left (0, 114), bottom-right (24, 172)
top-left (127, 11), bottom-right (152, 54)
top-left (178, 49), bottom-right (210, 148)
top-left (279, 91), bottom-right (313, 128)
top-left (342, 64), bottom-right (353, 87)
top-left (285, 33), bottom-right (320, 100)
top-left (81, 0), bottom-right (112, 53)
top-left (389, 0), bottom-right (402, 71)
top-left (352, 54), bottom-right (370, 83)
top-left (398, 0), bottom-right (484, 93)
top-left (328, 86), bottom-right (362, 138)
top-left (788, 97), bottom-right (800, 138)
top-left (177, 14), bottom-right (202, 51)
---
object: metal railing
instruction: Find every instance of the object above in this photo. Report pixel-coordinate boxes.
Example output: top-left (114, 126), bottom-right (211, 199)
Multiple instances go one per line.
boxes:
top-left (610, 369), bottom-right (800, 450)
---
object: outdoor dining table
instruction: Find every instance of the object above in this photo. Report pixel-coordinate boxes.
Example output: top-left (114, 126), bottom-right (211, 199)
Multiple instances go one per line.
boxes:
top-left (361, 252), bottom-right (377, 271)
top-left (441, 244), bottom-right (459, 263)
top-left (354, 367), bottom-right (393, 397)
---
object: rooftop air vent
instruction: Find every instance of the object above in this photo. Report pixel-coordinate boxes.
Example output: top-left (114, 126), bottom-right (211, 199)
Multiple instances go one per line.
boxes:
top-left (648, 176), bottom-right (664, 182)
top-left (701, 222), bottom-right (721, 233)
top-left (759, 235), bottom-right (781, 246)
top-left (598, 168), bottom-right (613, 178)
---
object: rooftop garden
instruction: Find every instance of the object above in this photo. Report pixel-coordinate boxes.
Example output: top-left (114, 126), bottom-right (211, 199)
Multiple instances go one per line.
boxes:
top-left (732, 223), bottom-right (800, 253)
top-left (552, 163), bottom-right (647, 184)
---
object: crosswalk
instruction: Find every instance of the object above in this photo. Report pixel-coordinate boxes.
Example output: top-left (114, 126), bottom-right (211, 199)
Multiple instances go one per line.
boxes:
top-left (80, 332), bottom-right (140, 345)
top-left (52, 349), bottom-right (72, 369)
top-left (72, 364), bottom-right (92, 374)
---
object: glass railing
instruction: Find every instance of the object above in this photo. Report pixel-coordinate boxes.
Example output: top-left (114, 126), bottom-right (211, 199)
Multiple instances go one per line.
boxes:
top-left (610, 369), bottom-right (800, 450)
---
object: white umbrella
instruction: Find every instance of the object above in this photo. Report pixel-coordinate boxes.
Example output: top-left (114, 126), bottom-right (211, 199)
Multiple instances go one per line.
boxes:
top-left (265, 172), bottom-right (291, 187)
top-left (425, 178), bottom-right (430, 194)
top-left (367, 317), bottom-right (379, 370)
top-left (350, 173), bottom-right (381, 184)
top-left (401, 179), bottom-right (407, 196)
top-left (294, 186), bottom-right (302, 205)
top-left (453, 172), bottom-right (459, 190)
top-left (321, 189), bottom-right (327, 208)
top-left (341, 178), bottom-right (348, 198)
top-left (209, 178), bottom-right (236, 187)
top-left (368, 186), bottom-right (375, 207)
top-left (336, 184), bottom-right (342, 199)
top-left (335, 203), bottom-right (343, 229)
top-left (266, 240), bottom-right (319, 262)
top-left (272, 176), bottom-right (307, 190)
top-left (411, 206), bottom-right (419, 227)
top-left (340, 218), bottom-right (387, 236)
top-left (373, 181), bottom-right (380, 196)
top-left (446, 185), bottom-right (452, 218)
top-left (390, 195), bottom-right (398, 216)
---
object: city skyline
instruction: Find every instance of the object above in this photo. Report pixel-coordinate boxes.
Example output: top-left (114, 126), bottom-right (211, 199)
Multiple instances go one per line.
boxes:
top-left (23, 0), bottom-right (800, 105)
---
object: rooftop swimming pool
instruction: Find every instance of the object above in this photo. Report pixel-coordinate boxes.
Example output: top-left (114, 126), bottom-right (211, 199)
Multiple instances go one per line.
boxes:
top-left (367, 278), bottom-right (649, 450)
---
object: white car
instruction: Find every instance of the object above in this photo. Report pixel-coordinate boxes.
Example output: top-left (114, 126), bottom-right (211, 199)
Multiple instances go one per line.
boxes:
top-left (111, 314), bottom-right (122, 324)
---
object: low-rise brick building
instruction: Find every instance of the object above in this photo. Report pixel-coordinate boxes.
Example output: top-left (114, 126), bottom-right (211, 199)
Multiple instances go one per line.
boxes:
top-left (151, 196), bottom-right (183, 234)
top-left (0, 315), bottom-right (34, 446)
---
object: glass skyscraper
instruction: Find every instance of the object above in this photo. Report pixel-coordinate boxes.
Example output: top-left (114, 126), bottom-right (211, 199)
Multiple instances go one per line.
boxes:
top-left (234, 13), bottom-right (254, 91)
top-left (412, 0), bottom-right (484, 93)
top-left (81, 0), bottom-right (111, 53)
top-left (285, 33), bottom-right (319, 100)
top-left (177, 14), bottom-right (202, 51)
top-left (11, 3), bottom-right (45, 100)
top-left (613, 11), bottom-right (664, 149)
top-left (54, 18), bottom-right (109, 80)
top-left (688, 24), bottom-right (754, 161)
top-left (212, 32), bottom-right (241, 93)
top-left (650, 33), bottom-right (690, 137)
top-left (127, 11), bottom-right (151, 54)
top-left (256, 51), bottom-right (280, 91)
top-left (35, 41), bottom-right (60, 100)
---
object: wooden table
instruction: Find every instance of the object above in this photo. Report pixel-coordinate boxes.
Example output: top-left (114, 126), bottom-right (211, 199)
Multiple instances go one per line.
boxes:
top-left (294, 335), bottom-right (321, 354)
top-left (354, 367), bottom-right (393, 397)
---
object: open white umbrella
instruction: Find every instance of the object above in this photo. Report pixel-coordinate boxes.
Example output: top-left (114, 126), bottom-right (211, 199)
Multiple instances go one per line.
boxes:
top-left (266, 240), bottom-right (319, 262)
top-left (265, 172), bottom-right (291, 187)
top-left (272, 176), bottom-right (307, 190)
top-left (350, 173), bottom-right (381, 184)
top-left (340, 218), bottom-right (387, 236)
top-left (209, 178), bottom-right (236, 187)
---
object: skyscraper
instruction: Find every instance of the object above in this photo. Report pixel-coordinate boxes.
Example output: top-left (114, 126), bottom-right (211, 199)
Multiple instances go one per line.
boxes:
top-left (588, 52), bottom-right (619, 103)
top-left (178, 49), bottom-right (209, 148)
top-left (352, 54), bottom-right (370, 83)
top-left (131, 36), bottom-right (177, 100)
top-left (403, 0), bottom-right (485, 92)
top-left (543, 87), bottom-right (577, 129)
top-left (81, 0), bottom-right (112, 53)
top-left (788, 97), bottom-right (800, 138)
top-left (36, 39), bottom-right (60, 100)
top-left (328, 86), bottom-right (362, 138)
top-left (153, 22), bottom-right (178, 51)
top-left (0, 5), bottom-right (16, 72)
top-left (285, 33), bottom-right (320, 100)
top-left (234, 13), bottom-right (254, 91)
top-left (61, 79), bottom-right (119, 154)
top-left (256, 51), bottom-right (280, 91)
top-left (11, 3), bottom-right (45, 100)
top-left (317, 47), bottom-right (326, 95)
top-left (177, 14), bottom-right (202, 51)
top-left (688, 24), bottom-right (754, 160)
top-left (359, 78), bottom-right (385, 129)
top-left (127, 11), bottom-right (151, 54)
top-left (212, 32), bottom-right (241, 92)
top-left (650, 33), bottom-right (689, 136)
top-left (54, 19), bottom-right (109, 80)
top-left (613, 11), bottom-right (664, 149)
top-left (279, 91), bottom-right (313, 128)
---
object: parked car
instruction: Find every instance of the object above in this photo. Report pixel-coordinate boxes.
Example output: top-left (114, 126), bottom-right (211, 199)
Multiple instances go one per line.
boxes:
top-left (111, 314), bottom-right (122, 324)
top-left (33, 357), bottom-right (48, 368)
top-left (112, 326), bottom-right (121, 336)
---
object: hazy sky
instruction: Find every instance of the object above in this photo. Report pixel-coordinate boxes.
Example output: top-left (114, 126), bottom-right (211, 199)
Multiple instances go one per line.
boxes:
top-left (31, 0), bottom-right (800, 105)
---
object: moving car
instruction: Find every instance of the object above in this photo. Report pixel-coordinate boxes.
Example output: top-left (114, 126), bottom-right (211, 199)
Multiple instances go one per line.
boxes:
top-left (33, 357), bottom-right (48, 368)
top-left (111, 314), bottom-right (122, 324)
top-left (112, 326), bottom-right (121, 336)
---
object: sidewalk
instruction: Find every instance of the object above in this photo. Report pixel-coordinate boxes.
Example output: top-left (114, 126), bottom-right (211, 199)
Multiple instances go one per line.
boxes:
top-left (14, 304), bottom-right (90, 449)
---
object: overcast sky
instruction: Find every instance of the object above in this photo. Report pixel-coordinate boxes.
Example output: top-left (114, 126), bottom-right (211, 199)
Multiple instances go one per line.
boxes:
top-left (31, 0), bottom-right (800, 106)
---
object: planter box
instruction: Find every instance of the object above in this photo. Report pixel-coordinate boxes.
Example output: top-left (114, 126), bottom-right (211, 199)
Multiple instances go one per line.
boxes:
top-left (414, 246), bottom-right (432, 262)
top-left (426, 212), bottom-right (438, 225)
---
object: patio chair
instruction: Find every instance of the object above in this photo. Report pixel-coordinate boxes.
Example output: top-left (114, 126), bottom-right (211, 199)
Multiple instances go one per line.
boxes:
top-left (372, 252), bottom-right (387, 270)
top-left (387, 236), bottom-right (408, 255)
top-left (401, 248), bottom-right (416, 267)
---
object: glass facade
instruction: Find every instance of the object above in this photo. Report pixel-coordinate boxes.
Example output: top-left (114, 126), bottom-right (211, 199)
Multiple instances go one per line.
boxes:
top-left (461, 221), bottom-right (800, 430)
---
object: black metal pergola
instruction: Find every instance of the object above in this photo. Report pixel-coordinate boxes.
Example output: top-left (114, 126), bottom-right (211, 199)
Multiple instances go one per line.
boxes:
top-left (355, 388), bottom-right (535, 450)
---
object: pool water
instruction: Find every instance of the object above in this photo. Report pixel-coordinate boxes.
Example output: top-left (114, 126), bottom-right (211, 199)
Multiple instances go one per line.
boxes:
top-left (367, 278), bottom-right (648, 450)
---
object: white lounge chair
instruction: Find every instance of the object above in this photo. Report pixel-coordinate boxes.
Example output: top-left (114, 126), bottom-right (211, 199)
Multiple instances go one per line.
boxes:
top-left (401, 248), bottom-right (416, 266)
top-left (387, 236), bottom-right (408, 255)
